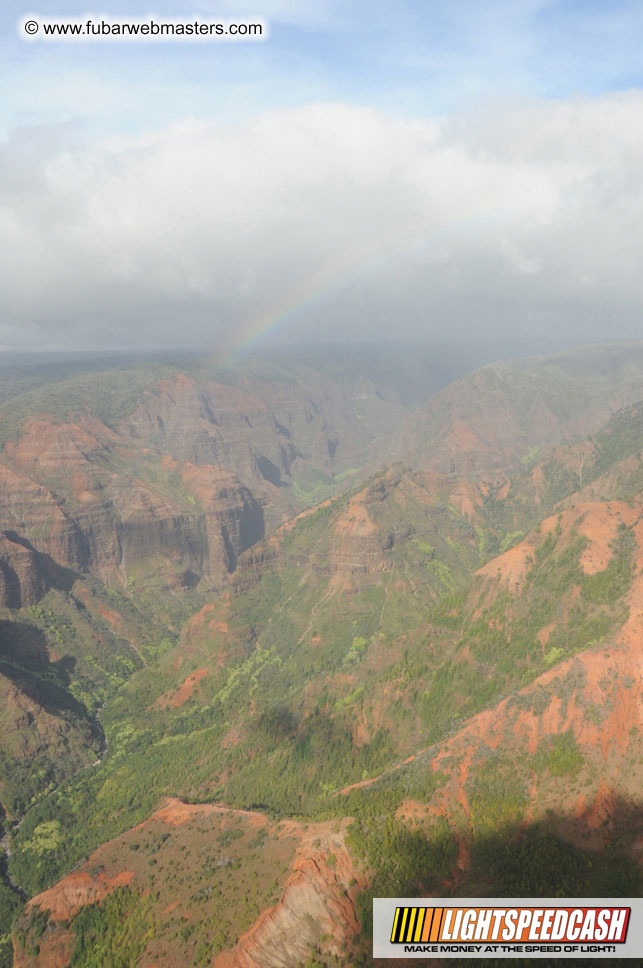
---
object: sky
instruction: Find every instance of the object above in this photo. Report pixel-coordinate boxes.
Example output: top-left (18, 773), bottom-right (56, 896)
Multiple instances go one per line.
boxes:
top-left (2, 0), bottom-right (643, 352)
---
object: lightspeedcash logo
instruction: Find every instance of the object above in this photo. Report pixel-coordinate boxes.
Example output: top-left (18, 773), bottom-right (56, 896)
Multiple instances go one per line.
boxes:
top-left (390, 905), bottom-right (629, 944)
top-left (373, 898), bottom-right (640, 958)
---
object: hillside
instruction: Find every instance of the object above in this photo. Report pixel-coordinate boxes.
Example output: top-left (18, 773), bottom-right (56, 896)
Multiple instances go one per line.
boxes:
top-left (0, 350), bottom-right (419, 832)
top-left (1, 342), bottom-right (643, 966)
top-left (13, 475), bottom-right (642, 964)
top-left (399, 341), bottom-right (643, 476)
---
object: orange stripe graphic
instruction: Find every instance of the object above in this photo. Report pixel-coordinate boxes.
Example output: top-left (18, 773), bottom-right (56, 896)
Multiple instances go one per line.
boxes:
top-left (430, 907), bottom-right (443, 942)
top-left (421, 907), bottom-right (434, 942)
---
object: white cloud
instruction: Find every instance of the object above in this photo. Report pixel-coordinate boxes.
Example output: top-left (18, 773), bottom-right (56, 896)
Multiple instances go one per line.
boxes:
top-left (1, 94), bottom-right (643, 350)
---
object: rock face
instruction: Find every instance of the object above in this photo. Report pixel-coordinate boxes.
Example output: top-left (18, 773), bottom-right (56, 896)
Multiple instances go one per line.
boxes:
top-left (120, 374), bottom-right (300, 486)
top-left (0, 533), bottom-right (45, 608)
top-left (118, 367), bottom-right (403, 485)
top-left (325, 476), bottom-right (400, 577)
top-left (0, 461), bottom-right (87, 575)
top-left (2, 345), bottom-right (643, 606)
top-left (166, 458), bottom-right (265, 573)
top-left (213, 822), bottom-right (365, 968)
top-left (0, 360), bottom-right (407, 605)
top-left (14, 800), bottom-right (366, 968)
top-left (235, 465), bottom-right (483, 596)
top-left (0, 413), bottom-right (266, 602)
top-left (116, 370), bottom-right (390, 536)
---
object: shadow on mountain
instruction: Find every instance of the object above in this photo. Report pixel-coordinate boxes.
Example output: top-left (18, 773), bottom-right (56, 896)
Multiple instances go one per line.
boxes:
top-left (350, 798), bottom-right (643, 968)
top-left (0, 620), bottom-right (93, 725)
top-left (465, 813), bottom-right (641, 898)
top-left (36, 550), bottom-right (81, 595)
top-left (1, 530), bottom-right (81, 599)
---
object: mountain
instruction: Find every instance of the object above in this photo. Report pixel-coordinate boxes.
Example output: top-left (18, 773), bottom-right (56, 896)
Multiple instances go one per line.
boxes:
top-left (0, 349), bottom-right (424, 833)
top-left (0, 359), bottom-right (399, 603)
top-left (1, 341), bottom-right (643, 967)
top-left (12, 456), bottom-right (642, 964)
top-left (399, 341), bottom-right (643, 476)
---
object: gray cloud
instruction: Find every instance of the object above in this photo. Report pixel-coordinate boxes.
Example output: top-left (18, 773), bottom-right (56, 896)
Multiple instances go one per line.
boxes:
top-left (2, 94), bottom-right (643, 350)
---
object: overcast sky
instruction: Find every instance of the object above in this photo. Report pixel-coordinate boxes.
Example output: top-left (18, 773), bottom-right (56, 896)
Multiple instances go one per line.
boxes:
top-left (2, 0), bottom-right (643, 352)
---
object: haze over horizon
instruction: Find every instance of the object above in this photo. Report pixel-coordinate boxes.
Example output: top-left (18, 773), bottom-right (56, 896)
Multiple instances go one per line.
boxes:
top-left (2, 1), bottom-right (643, 352)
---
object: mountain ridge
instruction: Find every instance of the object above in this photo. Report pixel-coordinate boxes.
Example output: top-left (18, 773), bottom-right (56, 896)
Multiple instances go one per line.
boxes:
top-left (2, 341), bottom-right (643, 966)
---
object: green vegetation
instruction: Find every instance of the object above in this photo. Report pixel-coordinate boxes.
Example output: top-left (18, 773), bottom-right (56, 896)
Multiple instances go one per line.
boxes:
top-left (499, 529), bottom-right (525, 553)
top-left (349, 814), bottom-right (456, 934)
top-left (69, 889), bottom-right (155, 968)
top-left (5, 471), bottom-right (484, 891)
top-left (519, 444), bottom-right (541, 466)
top-left (21, 820), bottom-right (64, 857)
top-left (12, 810), bottom-right (302, 968)
top-left (8, 455), bottom-right (635, 902)
top-left (448, 522), bottom-right (629, 711)
top-left (292, 466), bottom-right (361, 507)
top-left (5, 350), bottom-right (643, 965)
top-left (534, 731), bottom-right (583, 778)
top-left (0, 851), bottom-right (22, 968)
top-left (468, 823), bottom-right (640, 897)
top-left (591, 402), bottom-right (643, 480)
top-left (0, 362), bottom-right (181, 448)
top-left (540, 458), bottom-right (581, 509)
top-left (13, 907), bottom-right (49, 964)
top-left (581, 525), bottom-right (635, 604)
top-left (0, 574), bottom-right (182, 817)
top-left (467, 753), bottom-right (528, 834)
top-left (343, 762), bottom-right (455, 954)
top-left (344, 744), bottom-right (640, 966)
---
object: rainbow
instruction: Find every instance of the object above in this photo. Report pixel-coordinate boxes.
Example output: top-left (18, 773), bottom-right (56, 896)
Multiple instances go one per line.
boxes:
top-left (210, 199), bottom-right (509, 368)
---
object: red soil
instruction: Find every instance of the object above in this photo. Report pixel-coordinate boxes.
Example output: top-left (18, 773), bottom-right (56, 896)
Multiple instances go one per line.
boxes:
top-left (154, 668), bottom-right (208, 709)
top-left (26, 870), bottom-right (134, 923)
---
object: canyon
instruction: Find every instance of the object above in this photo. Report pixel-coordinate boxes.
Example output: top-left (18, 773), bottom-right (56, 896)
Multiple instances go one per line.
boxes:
top-left (0, 342), bottom-right (642, 967)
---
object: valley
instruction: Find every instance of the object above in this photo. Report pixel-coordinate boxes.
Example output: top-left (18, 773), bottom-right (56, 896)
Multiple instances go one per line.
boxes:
top-left (0, 341), bottom-right (641, 967)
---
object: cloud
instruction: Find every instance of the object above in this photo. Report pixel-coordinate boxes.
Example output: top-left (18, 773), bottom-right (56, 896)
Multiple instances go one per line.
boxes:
top-left (1, 94), bottom-right (643, 350)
